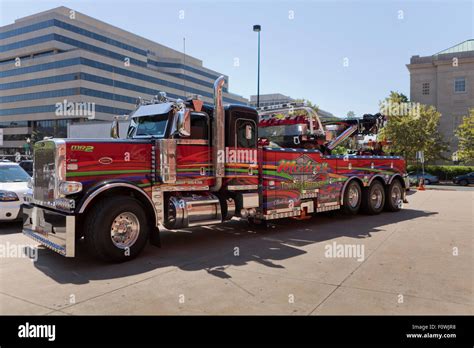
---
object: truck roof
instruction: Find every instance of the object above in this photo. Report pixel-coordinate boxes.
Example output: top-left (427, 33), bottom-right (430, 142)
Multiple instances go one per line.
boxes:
top-left (201, 103), bottom-right (258, 117)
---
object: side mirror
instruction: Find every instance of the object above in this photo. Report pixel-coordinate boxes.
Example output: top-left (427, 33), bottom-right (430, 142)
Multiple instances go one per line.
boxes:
top-left (245, 124), bottom-right (253, 140)
top-left (110, 118), bottom-right (120, 138)
top-left (176, 109), bottom-right (191, 137)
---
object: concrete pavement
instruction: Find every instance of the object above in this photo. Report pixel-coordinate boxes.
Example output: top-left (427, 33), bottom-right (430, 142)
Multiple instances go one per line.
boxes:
top-left (0, 189), bottom-right (472, 315)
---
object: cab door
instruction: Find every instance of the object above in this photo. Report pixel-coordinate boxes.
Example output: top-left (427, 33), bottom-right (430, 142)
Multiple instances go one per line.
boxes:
top-left (226, 114), bottom-right (258, 188)
top-left (175, 112), bottom-right (212, 185)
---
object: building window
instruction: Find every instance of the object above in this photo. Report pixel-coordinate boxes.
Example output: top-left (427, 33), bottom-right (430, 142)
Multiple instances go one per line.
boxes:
top-left (454, 78), bottom-right (466, 93)
top-left (422, 82), bottom-right (430, 95)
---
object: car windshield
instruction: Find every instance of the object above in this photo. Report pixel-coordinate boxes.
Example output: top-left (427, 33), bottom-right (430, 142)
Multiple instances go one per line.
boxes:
top-left (132, 113), bottom-right (169, 137)
top-left (0, 165), bottom-right (30, 182)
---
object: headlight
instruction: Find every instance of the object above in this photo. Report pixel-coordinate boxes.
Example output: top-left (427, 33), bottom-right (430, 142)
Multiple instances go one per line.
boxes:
top-left (59, 181), bottom-right (83, 195)
top-left (0, 190), bottom-right (19, 202)
top-left (27, 177), bottom-right (34, 189)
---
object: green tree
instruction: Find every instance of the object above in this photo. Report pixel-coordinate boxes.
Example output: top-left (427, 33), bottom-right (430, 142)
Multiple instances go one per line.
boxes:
top-left (387, 91), bottom-right (408, 104)
top-left (331, 145), bottom-right (348, 155)
top-left (378, 92), bottom-right (448, 163)
top-left (294, 98), bottom-right (319, 113)
top-left (346, 111), bottom-right (356, 118)
top-left (455, 109), bottom-right (474, 163)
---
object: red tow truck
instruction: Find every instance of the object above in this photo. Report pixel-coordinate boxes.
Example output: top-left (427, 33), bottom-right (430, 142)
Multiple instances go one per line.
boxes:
top-left (23, 76), bottom-right (408, 261)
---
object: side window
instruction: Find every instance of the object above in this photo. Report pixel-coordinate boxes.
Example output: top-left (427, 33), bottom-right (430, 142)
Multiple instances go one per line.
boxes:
top-left (189, 113), bottom-right (209, 140)
top-left (236, 119), bottom-right (256, 148)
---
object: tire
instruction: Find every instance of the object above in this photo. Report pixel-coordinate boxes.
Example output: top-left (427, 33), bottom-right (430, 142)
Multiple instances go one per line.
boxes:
top-left (424, 179), bottom-right (431, 185)
top-left (459, 180), bottom-right (468, 186)
top-left (384, 180), bottom-right (403, 212)
top-left (342, 180), bottom-right (362, 215)
top-left (362, 181), bottom-right (385, 215)
top-left (84, 196), bottom-right (150, 262)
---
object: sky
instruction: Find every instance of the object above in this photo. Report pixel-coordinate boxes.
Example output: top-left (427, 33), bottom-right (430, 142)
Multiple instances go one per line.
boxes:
top-left (1, 0), bottom-right (473, 117)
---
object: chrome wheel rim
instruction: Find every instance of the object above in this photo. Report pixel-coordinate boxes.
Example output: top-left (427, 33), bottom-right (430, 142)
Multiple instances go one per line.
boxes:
top-left (348, 186), bottom-right (359, 208)
top-left (110, 212), bottom-right (140, 249)
top-left (371, 187), bottom-right (383, 209)
top-left (391, 185), bottom-right (402, 207)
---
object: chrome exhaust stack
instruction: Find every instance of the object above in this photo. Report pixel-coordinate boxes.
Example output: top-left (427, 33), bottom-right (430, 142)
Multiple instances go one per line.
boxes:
top-left (211, 75), bottom-right (226, 192)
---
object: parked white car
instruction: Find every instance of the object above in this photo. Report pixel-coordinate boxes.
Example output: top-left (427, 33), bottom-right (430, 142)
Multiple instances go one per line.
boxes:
top-left (0, 160), bottom-right (32, 221)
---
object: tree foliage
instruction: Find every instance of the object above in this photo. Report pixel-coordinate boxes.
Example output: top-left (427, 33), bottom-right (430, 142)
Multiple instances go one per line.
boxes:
top-left (387, 91), bottom-right (408, 104)
top-left (294, 98), bottom-right (319, 113)
top-left (455, 109), bottom-right (474, 163)
top-left (346, 111), bottom-right (356, 118)
top-left (378, 92), bottom-right (448, 163)
top-left (331, 145), bottom-right (348, 155)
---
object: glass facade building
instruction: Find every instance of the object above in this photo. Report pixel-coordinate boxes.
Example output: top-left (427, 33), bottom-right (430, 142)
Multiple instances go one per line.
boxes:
top-left (0, 6), bottom-right (247, 155)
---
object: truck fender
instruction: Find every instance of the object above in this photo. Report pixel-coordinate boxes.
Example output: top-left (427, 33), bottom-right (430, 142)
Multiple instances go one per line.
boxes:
top-left (368, 174), bottom-right (387, 186)
top-left (388, 173), bottom-right (406, 188)
top-left (340, 177), bottom-right (364, 205)
top-left (77, 181), bottom-right (158, 226)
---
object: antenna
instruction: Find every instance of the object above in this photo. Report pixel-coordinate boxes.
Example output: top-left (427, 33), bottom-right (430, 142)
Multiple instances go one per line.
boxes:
top-left (183, 37), bottom-right (186, 100)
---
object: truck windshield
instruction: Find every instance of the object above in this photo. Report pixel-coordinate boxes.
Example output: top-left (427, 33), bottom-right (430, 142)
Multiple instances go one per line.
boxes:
top-left (132, 114), bottom-right (169, 137)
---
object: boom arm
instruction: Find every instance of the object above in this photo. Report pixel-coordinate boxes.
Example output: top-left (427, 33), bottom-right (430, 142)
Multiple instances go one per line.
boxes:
top-left (325, 113), bottom-right (386, 151)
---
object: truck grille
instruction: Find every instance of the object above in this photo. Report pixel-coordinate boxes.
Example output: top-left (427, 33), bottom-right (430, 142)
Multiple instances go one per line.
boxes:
top-left (33, 140), bottom-right (60, 206)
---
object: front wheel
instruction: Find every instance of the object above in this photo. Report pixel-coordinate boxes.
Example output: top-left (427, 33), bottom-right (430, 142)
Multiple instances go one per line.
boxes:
top-left (459, 180), bottom-right (468, 186)
top-left (84, 196), bottom-right (150, 262)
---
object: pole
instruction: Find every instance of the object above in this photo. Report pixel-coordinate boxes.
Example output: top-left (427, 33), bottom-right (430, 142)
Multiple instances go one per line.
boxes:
top-left (257, 30), bottom-right (260, 108)
top-left (183, 37), bottom-right (186, 99)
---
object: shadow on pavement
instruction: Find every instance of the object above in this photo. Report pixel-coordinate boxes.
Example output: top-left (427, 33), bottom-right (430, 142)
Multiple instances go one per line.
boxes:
top-left (32, 208), bottom-right (437, 284)
top-left (0, 221), bottom-right (22, 234)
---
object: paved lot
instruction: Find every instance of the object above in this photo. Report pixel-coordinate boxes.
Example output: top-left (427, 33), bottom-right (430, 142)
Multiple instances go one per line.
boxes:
top-left (425, 184), bottom-right (474, 192)
top-left (0, 189), bottom-right (472, 315)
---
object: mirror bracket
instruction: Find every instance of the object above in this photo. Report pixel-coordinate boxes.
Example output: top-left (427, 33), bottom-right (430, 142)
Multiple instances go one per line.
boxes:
top-left (174, 109), bottom-right (191, 137)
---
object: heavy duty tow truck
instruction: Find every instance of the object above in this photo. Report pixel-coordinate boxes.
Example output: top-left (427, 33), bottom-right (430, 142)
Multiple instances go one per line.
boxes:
top-left (23, 76), bottom-right (409, 261)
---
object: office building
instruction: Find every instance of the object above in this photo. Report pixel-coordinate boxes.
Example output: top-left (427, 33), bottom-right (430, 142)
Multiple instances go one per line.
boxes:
top-left (0, 6), bottom-right (247, 154)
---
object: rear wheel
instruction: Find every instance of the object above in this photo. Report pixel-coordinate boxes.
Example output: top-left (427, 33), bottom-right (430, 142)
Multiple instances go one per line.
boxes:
top-left (459, 179), bottom-right (468, 186)
top-left (342, 180), bottom-right (362, 215)
top-left (362, 181), bottom-right (385, 215)
top-left (84, 196), bottom-right (149, 262)
top-left (384, 180), bottom-right (403, 212)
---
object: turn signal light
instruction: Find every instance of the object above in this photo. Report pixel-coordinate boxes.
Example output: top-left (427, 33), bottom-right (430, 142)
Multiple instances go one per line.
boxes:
top-left (59, 181), bottom-right (83, 195)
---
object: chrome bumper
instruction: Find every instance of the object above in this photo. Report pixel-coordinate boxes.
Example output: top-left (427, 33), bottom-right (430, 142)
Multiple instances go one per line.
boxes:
top-left (22, 204), bottom-right (75, 257)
